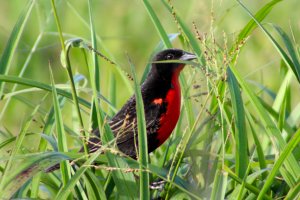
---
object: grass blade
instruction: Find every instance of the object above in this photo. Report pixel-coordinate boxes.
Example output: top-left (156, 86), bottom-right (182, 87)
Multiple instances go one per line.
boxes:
top-left (231, 0), bottom-right (283, 62)
top-left (227, 68), bottom-right (248, 178)
top-left (142, 0), bottom-right (172, 48)
top-left (229, 63), bottom-right (300, 184)
top-left (128, 56), bottom-right (149, 200)
top-left (0, 0), bottom-right (34, 97)
top-left (51, 0), bottom-right (88, 155)
top-left (55, 151), bottom-right (102, 200)
top-left (0, 99), bottom-right (43, 197)
top-left (272, 69), bottom-right (293, 112)
top-left (237, 0), bottom-right (300, 83)
top-left (86, 1), bottom-right (138, 198)
top-left (245, 110), bottom-right (267, 179)
top-left (0, 32), bottom-right (43, 121)
top-left (257, 128), bottom-right (300, 199)
top-left (50, 66), bottom-right (71, 188)
top-left (211, 169), bottom-right (228, 200)
top-left (0, 74), bottom-right (91, 108)
top-left (272, 25), bottom-right (300, 81)
top-left (0, 152), bottom-right (69, 199)
top-left (236, 0), bottom-right (300, 185)
top-left (84, 170), bottom-right (107, 200)
top-left (224, 166), bottom-right (272, 200)
top-left (284, 181), bottom-right (300, 200)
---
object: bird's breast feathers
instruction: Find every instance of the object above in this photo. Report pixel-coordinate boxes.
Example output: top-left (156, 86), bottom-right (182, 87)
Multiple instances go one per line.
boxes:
top-left (155, 77), bottom-right (181, 145)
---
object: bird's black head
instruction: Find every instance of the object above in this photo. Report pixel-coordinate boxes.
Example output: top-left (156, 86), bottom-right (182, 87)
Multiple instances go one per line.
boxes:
top-left (151, 48), bottom-right (197, 79)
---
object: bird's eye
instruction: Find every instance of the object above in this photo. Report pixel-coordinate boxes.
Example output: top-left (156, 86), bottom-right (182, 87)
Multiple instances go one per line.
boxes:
top-left (166, 54), bottom-right (174, 60)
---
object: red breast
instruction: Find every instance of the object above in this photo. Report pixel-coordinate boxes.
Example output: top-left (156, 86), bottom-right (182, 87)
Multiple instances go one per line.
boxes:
top-left (156, 65), bottom-right (183, 145)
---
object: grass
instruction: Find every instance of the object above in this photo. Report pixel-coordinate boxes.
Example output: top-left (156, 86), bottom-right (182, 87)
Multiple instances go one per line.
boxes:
top-left (1, 0), bottom-right (300, 199)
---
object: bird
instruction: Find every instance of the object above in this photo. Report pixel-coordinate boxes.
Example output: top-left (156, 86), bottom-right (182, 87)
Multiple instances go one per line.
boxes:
top-left (86, 48), bottom-right (197, 158)
top-left (46, 48), bottom-right (196, 173)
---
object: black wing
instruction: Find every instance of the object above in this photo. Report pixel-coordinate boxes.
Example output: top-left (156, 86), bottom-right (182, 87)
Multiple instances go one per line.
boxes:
top-left (87, 95), bottom-right (165, 158)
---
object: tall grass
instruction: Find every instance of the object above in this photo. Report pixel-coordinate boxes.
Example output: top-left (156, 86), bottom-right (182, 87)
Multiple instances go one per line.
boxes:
top-left (0, 0), bottom-right (300, 199)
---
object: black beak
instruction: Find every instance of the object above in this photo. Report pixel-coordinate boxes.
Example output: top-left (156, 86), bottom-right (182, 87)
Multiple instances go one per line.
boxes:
top-left (179, 51), bottom-right (197, 61)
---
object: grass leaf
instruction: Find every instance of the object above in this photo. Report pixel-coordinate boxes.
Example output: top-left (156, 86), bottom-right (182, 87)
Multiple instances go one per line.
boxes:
top-left (128, 56), bottom-right (150, 200)
top-left (227, 68), bottom-right (248, 178)
top-left (0, 0), bottom-right (35, 97)
top-left (257, 127), bottom-right (300, 199)
top-left (49, 65), bottom-right (71, 187)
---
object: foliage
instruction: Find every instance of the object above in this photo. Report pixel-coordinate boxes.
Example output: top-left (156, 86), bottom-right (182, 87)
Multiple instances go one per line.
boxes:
top-left (0, 0), bottom-right (300, 199)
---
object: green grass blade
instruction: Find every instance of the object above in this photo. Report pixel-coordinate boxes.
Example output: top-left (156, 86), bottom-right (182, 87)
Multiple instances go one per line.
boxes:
top-left (142, 0), bottom-right (172, 48)
top-left (258, 97), bottom-right (294, 135)
top-left (273, 69), bottom-right (293, 112)
top-left (50, 66), bottom-right (71, 187)
top-left (104, 173), bottom-right (114, 198)
top-left (227, 68), bottom-right (248, 178)
top-left (237, 0), bottom-right (299, 83)
top-left (236, 0), bottom-right (282, 39)
top-left (224, 166), bottom-right (272, 200)
top-left (51, 0), bottom-right (88, 155)
top-left (0, 32), bottom-right (43, 121)
top-left (257, 128), bottom-right (300, 200)
top-left (284, 181), bottom-right (300, 200)
top-left (278, 90), bottom-right (288, 131)
top-left (0, 0), bottom-right (34, 97)
top-left (55, 150), bottom-right (102, 200)
top-left (109, 74), bottom-right (116, 116)
top-left (84, 170), bottom-right (107, 200)
top-left (287, 102), bottom-right (300, 127)
top-left (272, 25), bottom-right (300, 81)
top-left (0, 152), bottom-right (69, 199)
top-left (229, 63), bottom-right (300, 185)
top-left (231, 0), bottom-right (283, 62)
top-left (128, 56), bottom-right (149, 200)
top-left (236, 0), bottom-right (300, 184)
top-left (245, 110), bottom-right (267, 179)
top-left (211, 169), bottom-right (228, 200)
top-left (87, 0), bottom-right (100, 92)
top-left (87, 0), bottom-right (101, 147)
top-left (166, 92), bottom-right (210, 199)
top-left (50, 0), bottom-right (66, 54)
top-left (229, 169), bottom-right (269, 200)
top-left (180, 75), bottom-right (195, 129)
top-left (0, 99), bottom-right (42, 197)
top-left (0, 74), bottom-right (91, 108)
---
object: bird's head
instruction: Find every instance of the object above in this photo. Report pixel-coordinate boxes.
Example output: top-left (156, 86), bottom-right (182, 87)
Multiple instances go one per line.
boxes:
top-left (151, 48), bottom-right (197, 79)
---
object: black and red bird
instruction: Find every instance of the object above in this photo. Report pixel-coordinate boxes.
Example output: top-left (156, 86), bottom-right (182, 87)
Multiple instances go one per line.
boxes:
top-left (45, 49), bottom-right (196, 172)
top-left (87, 48), bottom-right (197, 158)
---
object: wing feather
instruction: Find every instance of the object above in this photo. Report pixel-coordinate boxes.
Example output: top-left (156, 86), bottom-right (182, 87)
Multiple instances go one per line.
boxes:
top-left (85, 95), bottom-right (166, 158)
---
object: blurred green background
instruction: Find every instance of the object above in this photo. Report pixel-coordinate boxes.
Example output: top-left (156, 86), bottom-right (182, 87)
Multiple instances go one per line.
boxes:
top-left (0, 0), bottom-right (299, 136)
